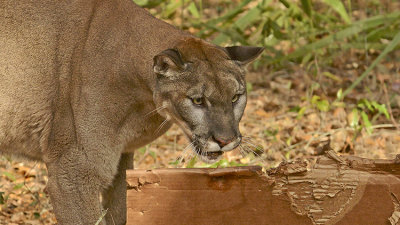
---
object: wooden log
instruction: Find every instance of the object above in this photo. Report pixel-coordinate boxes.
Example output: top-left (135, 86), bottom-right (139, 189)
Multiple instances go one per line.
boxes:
top-left (126, 152), bottom-right (400, 225)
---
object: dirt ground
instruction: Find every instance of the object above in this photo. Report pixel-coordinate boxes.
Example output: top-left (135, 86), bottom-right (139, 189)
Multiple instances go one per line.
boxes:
top-left (1, 61), bottom-right (399, 224)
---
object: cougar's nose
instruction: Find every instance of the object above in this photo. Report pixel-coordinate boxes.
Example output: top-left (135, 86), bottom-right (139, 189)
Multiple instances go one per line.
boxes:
top-left (213, 136), bottom-right (235, 148)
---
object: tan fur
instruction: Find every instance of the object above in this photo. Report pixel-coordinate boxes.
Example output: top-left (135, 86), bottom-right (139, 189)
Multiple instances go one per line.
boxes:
top-left (0, 0), bottom-right (262, 224)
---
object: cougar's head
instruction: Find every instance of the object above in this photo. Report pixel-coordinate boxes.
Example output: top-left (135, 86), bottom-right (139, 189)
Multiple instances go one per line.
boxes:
top-left (153, 38), bottom-right (263, 163)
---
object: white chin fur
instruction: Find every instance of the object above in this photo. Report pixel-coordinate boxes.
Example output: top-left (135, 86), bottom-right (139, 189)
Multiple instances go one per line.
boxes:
top-left (193, 137), bottom-right (241, 163)
top-left (205, 141), bottom-right (221, 152)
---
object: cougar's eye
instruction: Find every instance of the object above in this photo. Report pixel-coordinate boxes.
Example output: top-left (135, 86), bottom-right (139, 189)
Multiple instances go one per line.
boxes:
top-left (192, 97), bottom-right (203, 105)
top-left (232, 94), bottom-right (240, 103)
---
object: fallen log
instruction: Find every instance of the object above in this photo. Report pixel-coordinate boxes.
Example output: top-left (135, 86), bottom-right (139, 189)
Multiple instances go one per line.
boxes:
top-left (126, 152), bottom-right (400, 225)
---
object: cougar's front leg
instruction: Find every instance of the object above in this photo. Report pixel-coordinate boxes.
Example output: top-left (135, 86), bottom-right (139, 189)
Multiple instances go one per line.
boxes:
top-left (45, 146), bottom-right (120, 225)
top-left (102, 153), bottom-right (133, 225)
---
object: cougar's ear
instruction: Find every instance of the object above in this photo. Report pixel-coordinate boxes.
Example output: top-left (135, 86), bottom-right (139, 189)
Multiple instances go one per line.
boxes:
top-left (225, 46), bottom-right (264, 66)
top-left (153, 49), bottom-right (189, 78)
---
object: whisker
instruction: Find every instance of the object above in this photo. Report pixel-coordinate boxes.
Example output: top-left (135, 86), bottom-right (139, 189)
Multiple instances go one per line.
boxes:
top-left (186, 150), bottom-right (194, 163)
top-left (191, 147), bottom-right (197, 158)
top-left (241, 144), bottom-right (260, 156)
top-left (154, 119), bottom-right (169, 135)
top-left (144, 105), bottom-right (167, 118)
top-left (242, 136), bottom-right (254, 140)
top-left (241, 136), bottom-right (260, 147)
top-left (239, 144), bottom-right (253, 155)
top-left (240, 143), bottom-right (266, 164)
top-left (178, 142), bottom-right (194, 165)
top-left (241, 140), bottom-right (265, 154)
top-left (186, 148), bottom-right (193, 159)
top-left (238, 145), bottom-right (243, 155)
top-left (238, 145), bottom-right (247, 157)
top-left (241, 136), bottom-right (261, 146)
top-left (186, 147), bottom-right (198, 167)
top-left (241, 138), bottom-right (256, 145)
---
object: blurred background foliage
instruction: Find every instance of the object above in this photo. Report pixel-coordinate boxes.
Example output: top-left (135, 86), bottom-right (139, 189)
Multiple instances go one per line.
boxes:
top-left (133, 0), bottom-right (399, 69)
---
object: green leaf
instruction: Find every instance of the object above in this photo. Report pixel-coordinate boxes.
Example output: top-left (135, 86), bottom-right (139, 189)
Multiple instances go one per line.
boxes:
top-left (364, 100), bottom-right (373, 112)
top-left (162, 0), bottom-right (190, 18)
top-left (278, 0), bottom-right (290, 8)
top-left (323, 71), bottom-right (342, 82)
top-left (285, 151), bottom-right (291, 160)
top-left (360, 111), bottom-right (373, 134)
top-left (3, 171), bottom-right (16, 182)
top-left (269, 20), bottom-right (287, 40)
top-left (289, 106), bottom-right (301, 113)
top-left (216, 159), bottom-right (230, 168)
top-left (366, 25), bottom-right (399, 42)
top-left (187, 2), bottom-right (200, 19)
top-left (358, 99), bottom-right (373, 111)
top-left (209, 26), bottom-right (249, 45)
top-left (336, 88), bottom-right (343, 100)
top-left (33, 212), bottom-right (40, 219)
top-left (300, 0), bottom-right (312, 17)
top-left (264, 128), bottom-right (279, 137)
top-left (148, 151), bottom-right (157, 159)
top-left (332, 101), bottom-right (346, 108)
top-left (132, 0), bottom-right (148, 6)
top-left (371, 102), bottom-right (390, 119)
top-left (311, 95), bottom-right (330, 111)
top-left (297, 106), bottom-right (307, 119)
top-left (246, 82), bottom-right (253, 93)
top-left (321, 0), bottom-right (351, 23)
top-left (343, 29), bottom-right (400, 98)
top-left (286, 137), bottom-right (292, 146)
top-left (311, 95), bottom-right (320, 105)
top-left (204, 0), bottom-right (260, 44)
top-left (268, 12), bottom-right (400, 65)
top-left (311, 82), bottom-right (320, 91)
top-left (133, 0), bottom-right (163, 8)
top-left (186, 157), bottom-right (197, 168)
top-left (301, 52), bottom-right (313, 64)
top-left (204, 159), bottom-right (247, 168)
top-left (138, 147), bottom-right (146, 155)
top-left (234, 5), bottom-right (263, 31)
top-left (168, 159), bottom-right (180, 166)
top-left (13, 183), bottom-right (24, 190)
top-left (316, 99), bottom-right (330, 112)
top-left (350, 108), bottom-right (360, 128)
top-left (197, 0), bottom-right (252, 33)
